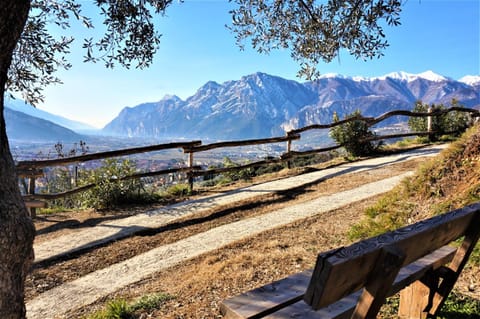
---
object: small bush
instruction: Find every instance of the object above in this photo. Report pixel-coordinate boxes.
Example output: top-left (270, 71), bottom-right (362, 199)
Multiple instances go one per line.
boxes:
top-left (166, 183), bottom-right (191, 197)
top-left (330, 110), bottom-right (381, 157)
top-left (130, 293), bottom-right (174, 312)
top-left (223, 157), bottom-right (255, 181)
top-left (81, 159), bottom-right (144, 210)
top-left (89, 299), bottom-right (132, 319)
top-left (86, 293), bottom-right (174, 319)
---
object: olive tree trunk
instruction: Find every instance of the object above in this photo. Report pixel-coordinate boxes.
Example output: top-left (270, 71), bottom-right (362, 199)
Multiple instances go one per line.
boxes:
top-left (0, 1), bottom-right (36, 318)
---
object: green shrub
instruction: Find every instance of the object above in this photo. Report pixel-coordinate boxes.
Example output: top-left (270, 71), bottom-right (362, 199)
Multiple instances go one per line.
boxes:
top-left (86, 293), bottom-right (174, 319)
top-left (81, 158), bottom-right (144, 210)
top-left (215, 157), bottom-right (255, 182)
top-left (88, 299), bottom-right (132, 319)
top-left (166, 183), bottom-right (191, 196)
top-left (330, 110), bottom-right (381, 157)
top-left (130, 293), bottom-right (174, 312)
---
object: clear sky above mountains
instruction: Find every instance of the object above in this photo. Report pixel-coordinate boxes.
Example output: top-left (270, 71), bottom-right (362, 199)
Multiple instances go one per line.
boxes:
top-left (36, 0), bottom-right (479, 128)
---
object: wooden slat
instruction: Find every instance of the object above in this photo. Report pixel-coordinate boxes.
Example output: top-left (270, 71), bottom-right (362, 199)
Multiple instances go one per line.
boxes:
top-left (221, 246), bottom-right (457, 319)
top-left (24, 200), bottom-right (46, 208)
top-left (264, 294), bottom-right (359, 319)
top-left (304, 203), bottom-right (480, 309)
top-left (192, 158), bottom-right (284, 178)
top-left (16, 168), bottom-right (43, 178)
top-left (220, 270), bottom-right (312, 319)
top-left (272, 246), bottom-right (456, 319)
top-left (22, 166), bottom-right (202, 201)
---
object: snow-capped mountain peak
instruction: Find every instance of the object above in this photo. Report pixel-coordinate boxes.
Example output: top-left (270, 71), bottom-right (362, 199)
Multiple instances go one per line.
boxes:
top-left (459, 75), bottom-right (480, 86)
top-left (376, 70), bottom-right (447, 82)
top-left (319, 73), bottom-right (369, 82)
top-left (417, 70), bottom-right (448, 82)
top-left (319, 73), bottom-right (341, 79)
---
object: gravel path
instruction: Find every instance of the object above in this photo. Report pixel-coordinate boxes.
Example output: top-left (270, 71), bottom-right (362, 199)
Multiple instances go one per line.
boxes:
top-left (33, 145), bottom-right (444, 264)
top-left (27, 145), bottom-right (445, 318)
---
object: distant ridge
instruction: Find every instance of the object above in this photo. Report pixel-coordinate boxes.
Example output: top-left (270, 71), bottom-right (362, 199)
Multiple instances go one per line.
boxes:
top-left (5, 108), bottom-right (82, 142)
top-left (5, 96), bottom-right (97, 133)
top-left (102, 71), bottom-right (480, 140)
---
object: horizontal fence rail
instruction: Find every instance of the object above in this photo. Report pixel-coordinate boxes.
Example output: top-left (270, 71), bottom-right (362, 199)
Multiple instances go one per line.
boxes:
top-left (184, 135), bottom-right (301, 153)
top-left (16, 140), bottom-right (202, 170)
top-left (288, 107), bottom-right (480, 135)
top-left (16, 107), bottom-right (480, 217)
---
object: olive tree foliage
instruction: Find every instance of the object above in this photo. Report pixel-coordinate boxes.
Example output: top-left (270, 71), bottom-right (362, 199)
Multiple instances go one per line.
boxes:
top-left (7, 0), bottom-right (404, 105)
top-left (7, 0), bottom-right (173, 105)
top-left (229, 0), bottom-right (402, 79)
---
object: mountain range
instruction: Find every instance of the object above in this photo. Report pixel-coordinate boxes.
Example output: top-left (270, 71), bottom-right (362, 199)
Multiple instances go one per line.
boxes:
top-left (102, 71), bottom-right (480, 140)
top-left (4, 71), bottom-right (480, 142)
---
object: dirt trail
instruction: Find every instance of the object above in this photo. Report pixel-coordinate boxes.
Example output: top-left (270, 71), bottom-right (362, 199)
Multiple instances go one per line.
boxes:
top-left (33, 145), bottom-right (444, 264)
top-left (27, 145), bottom-right (446, 318)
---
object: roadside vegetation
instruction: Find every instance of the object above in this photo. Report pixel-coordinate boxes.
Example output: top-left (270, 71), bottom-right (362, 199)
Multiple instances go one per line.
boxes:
top-left (85, 293), bottom-right (174, 319)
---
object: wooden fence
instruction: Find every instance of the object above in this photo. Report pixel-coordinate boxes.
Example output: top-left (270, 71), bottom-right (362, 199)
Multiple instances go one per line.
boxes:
top-left (16, 106), bottom-right (479, 217)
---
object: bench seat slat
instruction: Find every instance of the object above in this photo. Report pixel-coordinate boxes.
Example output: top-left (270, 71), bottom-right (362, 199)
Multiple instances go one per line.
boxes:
top-left (220, 270), bottom-right (312, 319)
top-left (221, 246), bottom-right (457, 318)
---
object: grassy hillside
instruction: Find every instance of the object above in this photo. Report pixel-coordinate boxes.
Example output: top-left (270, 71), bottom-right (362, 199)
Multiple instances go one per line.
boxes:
top-left (350, 124), bottom-right (480, 239)
top-left (350, 124), bottom-right (480, 318)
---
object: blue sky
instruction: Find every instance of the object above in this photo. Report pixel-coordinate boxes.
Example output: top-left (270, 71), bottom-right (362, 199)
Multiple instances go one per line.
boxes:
top-left (37, 0), bottom-right (479, 128)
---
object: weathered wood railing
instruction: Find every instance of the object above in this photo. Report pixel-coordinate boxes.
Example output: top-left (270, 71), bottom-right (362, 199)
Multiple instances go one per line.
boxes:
top-left (17, 141), bottom-right (202, 217)
top-left (220, 202), bottom-right (480, 318)
top-left (16, 107), bottom-right (479, 217)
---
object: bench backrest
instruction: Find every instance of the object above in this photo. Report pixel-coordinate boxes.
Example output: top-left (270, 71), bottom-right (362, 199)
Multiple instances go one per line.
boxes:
top-left (304, 202), bottom-right (480, 316)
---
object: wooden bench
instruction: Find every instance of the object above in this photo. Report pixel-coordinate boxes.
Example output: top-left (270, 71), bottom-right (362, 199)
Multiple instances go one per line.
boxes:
top-left (220, 202), bottom-right (480, 319)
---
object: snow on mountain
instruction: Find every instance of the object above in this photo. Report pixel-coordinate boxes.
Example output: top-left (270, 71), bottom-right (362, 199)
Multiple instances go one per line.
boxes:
top-left (375, 70), bottom-right (447, 82)
top-left (321, 70), bottom-right (449, 83)
top-left (319, 73), bottom-right (369, 82)
top-left (459, 75), bottom-right (480, 86)
top-left (416, 71), bottom-right (448, 82)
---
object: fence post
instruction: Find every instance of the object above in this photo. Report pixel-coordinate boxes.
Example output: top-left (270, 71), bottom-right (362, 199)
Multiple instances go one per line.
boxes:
top-left (28, 176), bottom-right (36, 219)
top-left (187, 151), bottom-right (194, 193)
top-left (286, 133), bottom-right (292, 169)
top-left (427, 106), bottom-right (433, 141)
top-left (427, 106), bottom-right (433, 132)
